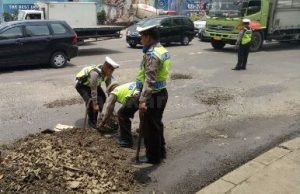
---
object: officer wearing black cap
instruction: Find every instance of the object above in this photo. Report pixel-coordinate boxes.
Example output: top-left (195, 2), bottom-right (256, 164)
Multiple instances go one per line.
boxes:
top-left (136, 24), bottom-right (171, 164)
top-left (233, 18), bottom-right (252, 70)
top-left (75, 56), bottom-right (120, 128)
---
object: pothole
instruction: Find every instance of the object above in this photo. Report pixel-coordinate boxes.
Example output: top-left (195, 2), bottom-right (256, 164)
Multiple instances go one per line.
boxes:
top-left (194, 87), bottom-right (234, 106)
top-left (44, 97), bottom-right (84, 108)
top-left (170, 73), bottom-right (192, 80)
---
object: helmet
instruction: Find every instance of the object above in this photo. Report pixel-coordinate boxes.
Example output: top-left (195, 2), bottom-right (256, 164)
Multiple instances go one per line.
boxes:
top-left (242, 18), bottom-right (251, 23)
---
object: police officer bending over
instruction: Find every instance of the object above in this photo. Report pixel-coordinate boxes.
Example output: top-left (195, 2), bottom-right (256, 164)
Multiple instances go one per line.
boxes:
top-left (136, 24), bottom-right (171, 164)
top-left (99, 82), bottom-right (139, 148)
top-left (75, 57), bottom-right (119, 128)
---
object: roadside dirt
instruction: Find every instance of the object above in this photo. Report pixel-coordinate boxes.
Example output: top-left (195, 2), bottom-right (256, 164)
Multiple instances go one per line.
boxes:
top-left (0, 126), bottom-right (139, 193)
top-left (44, 97), bottom-right (84, 108)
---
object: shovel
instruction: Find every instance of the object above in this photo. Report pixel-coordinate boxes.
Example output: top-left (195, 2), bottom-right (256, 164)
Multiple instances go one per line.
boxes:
top-left (83, 98), bottom-right (92, 130)
top-left (136, 112), bottom-right (144, 163)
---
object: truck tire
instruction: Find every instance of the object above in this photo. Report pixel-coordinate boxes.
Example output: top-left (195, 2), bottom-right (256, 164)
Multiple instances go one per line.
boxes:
top-left (50, 52), bottom-right (67, 68)
top-left (211, 40), bottom-right (225, 50)
top-left (181, 35), bottom-right (190, 46)
top-left (250, 31), bottom-right (263, 52)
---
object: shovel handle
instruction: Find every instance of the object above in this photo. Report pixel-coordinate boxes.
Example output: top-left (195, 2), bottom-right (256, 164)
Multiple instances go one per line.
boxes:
top-left (83, 99), bottom-right (92, 130)
top-left (136, 112), bottom-right (144, 163)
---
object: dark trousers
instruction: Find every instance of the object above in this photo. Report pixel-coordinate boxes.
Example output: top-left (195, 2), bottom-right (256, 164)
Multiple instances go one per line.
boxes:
top-left (75, 82), bottom-right (106, 123)
top-left (117, 96), bottom-right (139, 143)
top-left (236, 43), bottom-right (251, 69)
top-left (143, 89), bottom-right (168, 164)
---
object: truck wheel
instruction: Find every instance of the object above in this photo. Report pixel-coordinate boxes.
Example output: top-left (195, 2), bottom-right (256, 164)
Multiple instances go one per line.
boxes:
top-left (250, 31), bottom-right (263, 52)
top-left (50, 52), bottom-right (67, 68)
top-left (129, 43), bottom-right (137, 48)
top-left (211, 40), bottom-right (225, 50)
top-left (181, 35), bottom-right (190, 46)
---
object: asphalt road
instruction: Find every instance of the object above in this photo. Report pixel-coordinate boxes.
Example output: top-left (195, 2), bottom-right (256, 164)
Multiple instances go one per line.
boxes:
top-left (0, 37), bottom-right (300, 193)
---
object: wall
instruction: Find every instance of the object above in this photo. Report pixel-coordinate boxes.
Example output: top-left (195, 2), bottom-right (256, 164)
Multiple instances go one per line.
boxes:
top-left (97, 0), bottom-right (206, 23)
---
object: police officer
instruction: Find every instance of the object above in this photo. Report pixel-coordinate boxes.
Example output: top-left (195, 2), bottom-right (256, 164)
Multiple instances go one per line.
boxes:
top-left (75, 56), bottom-right (120, 128)
top-left (233, 18), bottom-right (252, 70)
top-left (99, 82), bottom-right (139, 148)
top-left (136, 24), bottom-right (171, 164)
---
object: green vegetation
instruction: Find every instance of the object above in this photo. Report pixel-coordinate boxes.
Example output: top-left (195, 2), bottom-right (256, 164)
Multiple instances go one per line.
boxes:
top-left (97, 10), bottom-right (106, 25)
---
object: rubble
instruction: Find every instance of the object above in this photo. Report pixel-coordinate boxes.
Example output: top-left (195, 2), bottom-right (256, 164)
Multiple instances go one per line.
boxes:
top-left (0, 127), bottom-right (138, 193)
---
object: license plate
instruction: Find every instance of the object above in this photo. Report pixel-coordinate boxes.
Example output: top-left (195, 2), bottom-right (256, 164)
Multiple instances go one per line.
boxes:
top-left (213, 36), bottom-right (222, 40)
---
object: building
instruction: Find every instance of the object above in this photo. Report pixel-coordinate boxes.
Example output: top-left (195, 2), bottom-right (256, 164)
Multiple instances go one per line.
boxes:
top-left (0, 0), bottom-right (206, 23)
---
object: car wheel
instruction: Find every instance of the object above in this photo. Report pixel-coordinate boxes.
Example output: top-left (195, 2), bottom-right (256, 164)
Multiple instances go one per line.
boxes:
top-left (50, 52), bottom-right (67, 68)
top-left (129, 43), bottom-right (137, 48)
top-left (181, 35), bottom-right (190, 46)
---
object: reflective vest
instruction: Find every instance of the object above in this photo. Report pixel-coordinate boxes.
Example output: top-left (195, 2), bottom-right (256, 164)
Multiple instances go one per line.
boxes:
top-left (241, 28), bottom-right (252, 45)
top-left (136, 45), bottom-right (171, 90)
top-left (111, 82), bottom-right (138, 104)
top-left (76, 65), bottom-right (106, 87)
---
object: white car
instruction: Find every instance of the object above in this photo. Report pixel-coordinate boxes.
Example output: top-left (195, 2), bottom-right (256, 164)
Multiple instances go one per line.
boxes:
top-left (194, 16), bottom-right (209, 41)
top-left (194, 16), bottom-right (207, 30)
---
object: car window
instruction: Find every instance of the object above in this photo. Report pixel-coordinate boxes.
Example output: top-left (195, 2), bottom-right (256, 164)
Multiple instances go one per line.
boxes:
top-left (50, 23), bottom-right (68, 35)
top-left (0, 26), bottom-right (23, 40)
top-left (25, 24), bottom-right (50, 36)
top-left (183, 18), bottom-right (193, 26)
top-left (161, 18), bottom-right (172, 27)
top-left (173, 18), bottom-right (183, 26)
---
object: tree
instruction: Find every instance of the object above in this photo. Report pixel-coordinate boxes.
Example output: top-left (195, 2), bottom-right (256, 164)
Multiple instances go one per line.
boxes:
top-left (97, 10), bottom-right (106, 25)
top-left (3, 12), bottom-right (13, 22)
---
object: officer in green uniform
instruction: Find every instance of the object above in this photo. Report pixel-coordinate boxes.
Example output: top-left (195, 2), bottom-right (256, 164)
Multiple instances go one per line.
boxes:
top-left (75, 56), bottom-right (120, 128)
top-left (99, 82), bottom-right (139, 147)
top-left (233, 18), bottom-right (253, 70)
top-left (136, 24), bottom-right (171, 164)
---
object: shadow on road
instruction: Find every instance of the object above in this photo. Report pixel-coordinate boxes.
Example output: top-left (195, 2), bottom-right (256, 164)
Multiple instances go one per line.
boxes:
top-left (0, 63), bottom-right (76, 74)
top-left (78, 48), bottom-right (122, 56)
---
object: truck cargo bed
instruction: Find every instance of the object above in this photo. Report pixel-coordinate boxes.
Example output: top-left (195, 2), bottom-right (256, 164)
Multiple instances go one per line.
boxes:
top-left (73, 25), bottom-right (125, 40)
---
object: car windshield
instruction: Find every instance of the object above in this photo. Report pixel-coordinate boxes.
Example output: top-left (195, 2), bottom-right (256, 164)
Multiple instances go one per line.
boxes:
top-left (200, 16), bottom-right (208, 21)
top-left (136, 19), bottom-right (147, 26)
top-left (140, 18), bottom-right (163, 28)
top-left (208, 0), bottom-right (246, 18)
top-left (18, 11), bottom-right (26, 20)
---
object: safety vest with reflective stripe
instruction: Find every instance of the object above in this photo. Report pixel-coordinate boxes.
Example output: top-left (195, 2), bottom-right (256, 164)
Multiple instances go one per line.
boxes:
top-left (136, 45), bottom-right (171, 90)
top-left (76, 65), bottom-right (105, 87)
top-left (111, 82), bottom-right (138, 104)
top-left (241, 28), bottom-right (253, 45)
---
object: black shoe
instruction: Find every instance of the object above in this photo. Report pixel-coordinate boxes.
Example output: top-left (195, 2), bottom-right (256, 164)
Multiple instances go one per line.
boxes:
top-left (232, 67), bottom-right (241, 70)
top-left (117, 139), bottom-right (133, 148)
top-left (139, 157), bottom-right (161, 164)
top-left (240, 67), bottom-right (246, 70)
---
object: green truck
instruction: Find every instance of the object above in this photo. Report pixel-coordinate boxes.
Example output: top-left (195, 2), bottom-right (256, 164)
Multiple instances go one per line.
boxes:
top-left (204, 0), bottom-right (300, 51)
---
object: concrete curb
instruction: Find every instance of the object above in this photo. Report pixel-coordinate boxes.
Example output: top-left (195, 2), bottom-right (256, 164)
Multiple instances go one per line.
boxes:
top-left (196, 137), bottom-right (300, 194)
